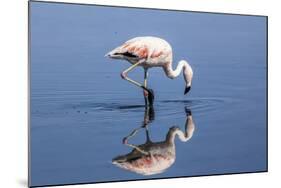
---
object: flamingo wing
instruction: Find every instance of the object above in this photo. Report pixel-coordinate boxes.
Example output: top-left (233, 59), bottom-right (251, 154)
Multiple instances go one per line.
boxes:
top-left (108, 38), bottom-right (149, 59)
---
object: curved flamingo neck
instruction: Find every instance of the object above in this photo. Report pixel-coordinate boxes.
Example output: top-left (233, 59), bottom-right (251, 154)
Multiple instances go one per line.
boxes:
top-left (163, 60), bottom-right (193, 87)
top-left (163, 60), bottom-right (186, 79)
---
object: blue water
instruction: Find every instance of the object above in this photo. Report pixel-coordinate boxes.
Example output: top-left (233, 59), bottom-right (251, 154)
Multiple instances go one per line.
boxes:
top-left (29, 2), bottom-right (267, 187)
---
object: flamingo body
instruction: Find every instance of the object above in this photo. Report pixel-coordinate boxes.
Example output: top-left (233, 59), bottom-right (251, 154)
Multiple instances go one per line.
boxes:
top-left (107, 37), bottom-right (172, 69)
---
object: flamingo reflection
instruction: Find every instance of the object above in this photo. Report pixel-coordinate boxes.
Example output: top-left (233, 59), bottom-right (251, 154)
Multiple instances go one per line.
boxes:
top-left (112, 107), bottom-right (195, 175)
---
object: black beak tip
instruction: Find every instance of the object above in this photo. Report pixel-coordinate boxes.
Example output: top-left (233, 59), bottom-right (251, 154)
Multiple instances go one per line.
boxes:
top-left (105, 53), bottom-right (112, 58)
top-left (184, 86), bottom-right (191, 95)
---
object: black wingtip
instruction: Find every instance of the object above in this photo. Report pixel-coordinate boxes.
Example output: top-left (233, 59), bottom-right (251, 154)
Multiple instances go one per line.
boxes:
top-left (184, 86), bottom-right (191, 95)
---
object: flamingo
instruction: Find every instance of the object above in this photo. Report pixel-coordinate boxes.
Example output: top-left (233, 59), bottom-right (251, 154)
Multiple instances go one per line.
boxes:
top-left (105, 36), bottom-right (193, 106)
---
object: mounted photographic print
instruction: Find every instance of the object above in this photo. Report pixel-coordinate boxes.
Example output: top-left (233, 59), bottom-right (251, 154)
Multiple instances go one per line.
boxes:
top-left (28, 1), bottom-right (268, 187)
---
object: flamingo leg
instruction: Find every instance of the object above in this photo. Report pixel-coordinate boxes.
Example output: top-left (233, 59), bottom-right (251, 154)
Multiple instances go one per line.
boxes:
top-left (121, 60), bottom-right (154, 105)
top-left (143, 69), bottom-right (149, 106)
top-left (121, 61), bottom-right (143, 88)
top-left (143, 69), bottom-right (154, 106)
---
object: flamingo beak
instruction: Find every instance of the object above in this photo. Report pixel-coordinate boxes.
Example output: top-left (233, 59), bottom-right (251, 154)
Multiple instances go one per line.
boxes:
top-left (184, 86), bottom-right (191, 95)
top-left (105, 51), bottom-right (122, 59)
top-left (105, 49), bottom-right (115, 57)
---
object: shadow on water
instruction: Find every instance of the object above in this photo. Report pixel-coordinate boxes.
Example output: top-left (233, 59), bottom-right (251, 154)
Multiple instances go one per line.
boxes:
top-left (67, 102), bottom-right (146, 112)
top-left (32, 97), bottom-right (228, 126)
top-left (112, 106), bottom-right (195, 176)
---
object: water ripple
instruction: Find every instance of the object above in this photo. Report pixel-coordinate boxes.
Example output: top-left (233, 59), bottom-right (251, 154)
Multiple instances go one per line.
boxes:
top-left (64, 97), bottom-right (230, 115)
top-left (31, 94), bottom-right (234, 125)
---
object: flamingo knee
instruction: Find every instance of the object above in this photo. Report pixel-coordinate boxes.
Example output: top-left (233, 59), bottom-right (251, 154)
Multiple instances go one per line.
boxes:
top-left (120, 72), bottom-right (127, 79)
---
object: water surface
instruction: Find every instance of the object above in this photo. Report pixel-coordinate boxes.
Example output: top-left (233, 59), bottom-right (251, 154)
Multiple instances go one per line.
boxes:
top-left (30, 2), bottom-right (267, 187)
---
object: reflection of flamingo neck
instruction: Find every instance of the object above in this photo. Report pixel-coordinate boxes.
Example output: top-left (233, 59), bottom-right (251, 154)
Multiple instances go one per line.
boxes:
top-left (166, 116), bottom-right (195, 144)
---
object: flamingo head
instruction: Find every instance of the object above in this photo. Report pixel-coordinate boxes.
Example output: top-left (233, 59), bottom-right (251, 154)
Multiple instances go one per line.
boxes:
top-left (182, 60), bottom-right (193, 95)
top-left (105, 49), bottom-right (123, 59)
top-left (105, 47), bottom-right (139, 60)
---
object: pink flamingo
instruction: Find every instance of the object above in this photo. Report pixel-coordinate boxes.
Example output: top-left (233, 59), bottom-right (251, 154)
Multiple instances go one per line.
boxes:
top-left (105, 36), bottom-right (193, 106)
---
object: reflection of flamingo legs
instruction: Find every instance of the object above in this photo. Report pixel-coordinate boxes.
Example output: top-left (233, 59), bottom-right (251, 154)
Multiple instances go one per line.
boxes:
top-left (123, 107), bottom-right (195, 150)
top-left (122, 107), bottom-right (154, 154)
top-left (122, 125), bottom-right (150, 155)
top-left (122, 127), bottom-right (143, 144)
top-left (123, 143), bottom-right (149, 155)
top-left (122, 107), bottom-right (194, 155)
top-left (122, 126), bottom-right (151, 156)
top-left (123, 123), bottom-right (152, 144)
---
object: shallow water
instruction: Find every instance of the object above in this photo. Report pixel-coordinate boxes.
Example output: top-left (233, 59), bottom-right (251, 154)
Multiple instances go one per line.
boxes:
top-left (30, 2), bottom-right (267, 187)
